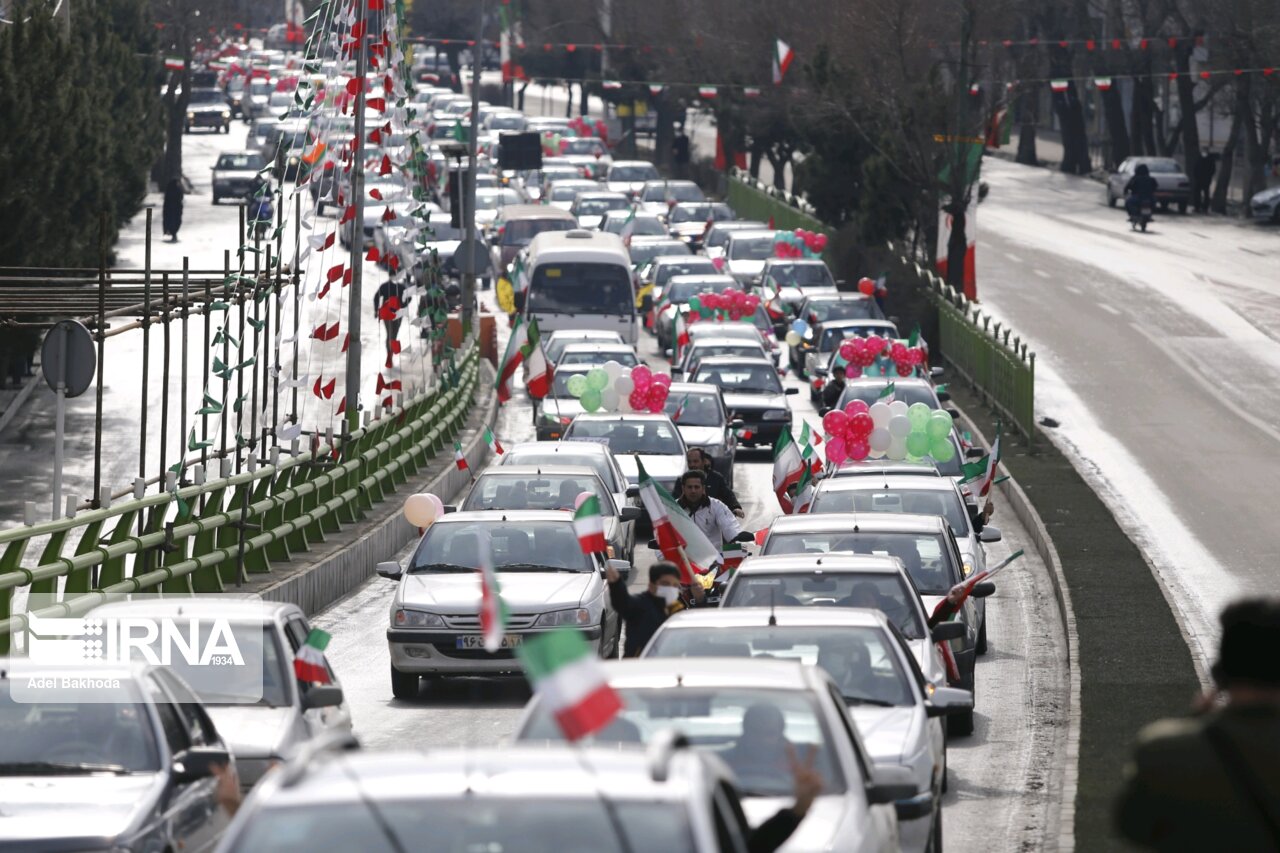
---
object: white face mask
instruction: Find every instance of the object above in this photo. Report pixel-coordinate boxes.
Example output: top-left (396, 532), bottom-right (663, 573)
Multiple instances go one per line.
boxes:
top-left (655, 586), bottom-right (680, 605)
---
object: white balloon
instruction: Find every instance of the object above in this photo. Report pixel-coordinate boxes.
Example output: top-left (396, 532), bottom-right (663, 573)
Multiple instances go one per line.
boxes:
top-left (869, 402), bottom-right (892, 429)
top-left (867, 447), bottom-right (886, 459)
top-left (888, 414), bottom-right (912, 438)
top-left (888, 400), bottom-right (909, 418)
top-left (404, 493), bottom-right (437, 527)
top-left (868, 427), bottom-right (892, 452)
top-left (886, 437), bottom-right (908, 460)
top-left (600, 387), bottom-right (620, 411)
top-left (602, 360), bottom-right (623, 380)
top-left (615, 376), bottom-right (634, 395)
top-left (425, 493), bottom-right (445, 518)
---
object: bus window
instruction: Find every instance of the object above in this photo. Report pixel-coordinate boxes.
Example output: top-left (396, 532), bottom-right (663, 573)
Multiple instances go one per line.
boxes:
top-left (527, 263), bottom-right (634, 316)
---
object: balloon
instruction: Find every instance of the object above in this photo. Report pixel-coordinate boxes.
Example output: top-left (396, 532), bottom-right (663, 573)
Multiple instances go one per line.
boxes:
top-left (886, 437), bottom-right (908, 461)
top-left (602, 360), bottom-right (623, 380)
top-left (867, 447), bottom-right (886, 459)
top-left (791, 319), bottom-right (806, 335)
top-left (906, 432), bottom-right (930, 458)
top-left (848, 412), bottom-right (874, 438)
top-left (858, 278), bottom-right (875, 296)
top-left (888, 400), bottom-right (909, 417)
top-left (897, 363), bottom-right (914, 377)
top-left (868, 427), bottom-right (892, 453)
top-left (826, 436), bottom-right (847, 465)
top-left (404, 493), bottom-right (438, 527)
top-left (927, 411), bottom-right (953, 439)
top-left (785, 330), bottom-right (802, 346)
top-left (744, 295), bottom-right (760, 312)
top-left (869, 402), bottom-right (892, 428)
top-left (814, 234), bottom-right (828, 252)
top-left (865, 336), bottom-right (885, 357)
top-left (567, 374), bottom-right (588, 397)
top-left (632, 366), bottom-right (652, 390)
top-left (888, 414), bottom-right (912, 438)
top-left (845, 365), bottom-right (861, 380)
top-left (907, 402), bottom-right (931, 432)
top-left (574, 491), bottom-right (594, 511)
top-left (728, 309), bottom-right (742, 321)
top-left (930, 437), bottom-right (956, 462)
top-left (600, 387), bottom-right (620, 411)
top-left (774, 243), bottom-right (790, 258)
top-left (587, 367), bottom-right (609, 391)
top-left (688, 296), bottom-right (702, 313)
top-left (615, 375), bottom-right (634, 395)
top-left (650, 383), bottom-right (670, 403)
top-left (844, 399), bottom-right (870, 417)
top-left (822, 409), bottom-right (849, 437)
top-left (628, 390), bottom-right (646, 410)
top-left (580, 388), bottom-right (602, 412)
top-left (848, 439), bottom-right (870, 461)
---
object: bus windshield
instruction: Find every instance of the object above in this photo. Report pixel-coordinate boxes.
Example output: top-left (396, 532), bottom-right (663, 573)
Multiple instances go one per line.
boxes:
top-left (527, 263), bottom-right (634, 316)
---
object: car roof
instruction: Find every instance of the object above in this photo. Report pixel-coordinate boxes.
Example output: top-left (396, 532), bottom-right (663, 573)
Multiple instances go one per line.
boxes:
top-left (505, 441), bottom-right (611, 457)
top-left (725, 229), bottom-right (780, 240)
top-left (803, 293), bottom-right (876, 304)
top-left (90, 598), bottom-right (301, 621)
top-left (575, 191), bottom-right (629, 200)
top-left (764, 258), bottom-right (829, 267)
top-left (559, 342), bottom-right (634, 352)
top-left (766, 512), bottom-right (947, 535)
top-left (845, 376), bottom-right (934, 390)
top-left (660, 606), bottom-right (892, 631)
top-left (547, 329), bottom-right (624, 341)
top-left (817, 475), bottom-right (958, 493)
top-left (822, 319), bottom-right (898, 331)
top-left (691, 355), bottom-right (776, 367)
top-left (666, 274), bottom-right (738, 285)
top-left (435, 509), bottom-right (573, 524)
top-left (475, 464), bottom-right (599, 478)
top-left (830, 461), bottom-right (942, 478)
top-left (571, 412), bottom-right (674, 423)
top-left (708, 221), bottom-right (767, 231)
top-left (598, 657), bottom-right (814, 690)
top-left (641, 179), bottom-right (699, 188)
top-left (527, 230), bottom-right (629, 263)
top-left (653, 255), bottom-right (716, 267)
top-left (609, 160), bottom-right (657, 169)
top-left (736, 552), bottom-right (906, 575)
top-left (498, 204), bottom-right (575, 222)
top-left (667, 381), bottom-right (723, 397)
top-left (604, 209), bottom-right (659, 219)
top-left (687, 336), bottom-right (766, 348)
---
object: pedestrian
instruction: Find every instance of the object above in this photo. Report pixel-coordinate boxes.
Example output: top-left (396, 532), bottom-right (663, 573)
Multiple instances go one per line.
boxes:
top-left (676, 469), bottom-right (745, 549)
top-left (374, 276), bottom-right (409, 361)
top-left (606, 561), bottom-right (704, 657)
top-left (162, 178), bottom-right (185, 242)
top-left (1193, 151), bottom-right (1219, 213)
top-left (821, 369), bottom-right (846, 413)
top-left (672, 122), bottom-right (691, 180)
top-left (1115, 598), bottom-right (1280, 851)
top-left (686, 447), bottom-right (743, 517)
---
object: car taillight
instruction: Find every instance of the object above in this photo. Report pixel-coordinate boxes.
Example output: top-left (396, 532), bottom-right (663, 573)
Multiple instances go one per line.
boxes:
top-left (813, 378), bottom-right (825, 390)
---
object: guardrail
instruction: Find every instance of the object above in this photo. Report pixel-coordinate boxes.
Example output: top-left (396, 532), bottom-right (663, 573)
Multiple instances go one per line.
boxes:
top-left (726, 171), bottom-right (828, 234)
top-left (0, 342), bottom-right (480, 652)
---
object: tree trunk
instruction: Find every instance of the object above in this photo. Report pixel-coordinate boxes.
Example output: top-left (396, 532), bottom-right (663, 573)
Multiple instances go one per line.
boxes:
top-left (748, 145), bottom-right (763, 180)
top-left (1240, 75), bottom-right (1266, 206)
top-left (1053, 84), bottom-right (1092, 174)
top-left (1173, 49), bottom-right (1202, 183)
top-left (160, 61), bottom-right (190, 187)
top-left (766, 149), bottom-right (789, 190)
top-left (1014, 87), bottom-right (1039, 165)
top-left (577, 80), bottom-right (588, 117)
top-left (1101, 87), bottom-right (1129, 169)
top-left (516, 81), bottom-right (529, 111)
top-left (1131, 75), bottom-right (1157, 156)
top-left (945, 204), bottom-right (968, 291)
top-left (1211, 97), bottom-right (1242, 214)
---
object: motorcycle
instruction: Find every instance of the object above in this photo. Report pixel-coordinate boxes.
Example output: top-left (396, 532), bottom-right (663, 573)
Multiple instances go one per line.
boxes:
top-left (1127, 196), bottom-right (1154, 232)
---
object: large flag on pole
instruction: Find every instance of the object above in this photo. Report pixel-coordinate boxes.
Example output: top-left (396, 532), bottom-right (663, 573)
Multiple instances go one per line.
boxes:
top-left (496, 315), bottom-right (528, 404)
top-left (636, 458), bottom-right (720, 582)
top-left (961, 423), bottom-right (1002, 499)
top-left (772, 427), bottom-right (805, 513)
top-left (522, 317), bottom-right (553, 399)
top-left (772, 39), bottom-right (794, 85)
top-left (517, 628), bottom-right (622, 741)
top-left (573, 495), bottom-right (608, 555)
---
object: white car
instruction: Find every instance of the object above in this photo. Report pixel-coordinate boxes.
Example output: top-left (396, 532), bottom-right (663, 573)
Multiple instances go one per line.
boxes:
top-left (544, 179), bottom-right (602, 210)
top-left (543, 329), bottom-right (627, 365)
top-left (605, 159), bottom-right (661, 197)
top-left (1250, 184), bottom-right (1280, 223)
top-left (378, 510), bottom-right (628, 698)
top-left (562, 412), bottom-right (688, 496)
top-left (499, 440), bottom-right (640, 517)
top-left (569, 191), bottom-right (632, 230)
top-left (703, 221), bottom-right (768, 262)
top-left (555, 342), bottom-right (640, 369)
top-left (723, 229), bottom-right (781, 287)
top-left (600, 209), bottom-right (668, 238)
top-left (636, 179), bottom-right (706, 219)
top-left (642, 607), bottom-right (973, 853)
top-left (473, 187), bottom-right (524, 231)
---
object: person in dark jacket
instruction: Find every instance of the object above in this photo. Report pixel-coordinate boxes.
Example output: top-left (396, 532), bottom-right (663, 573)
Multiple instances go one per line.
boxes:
top-left (820, 369), bottom-right (846, 413)
top-left (162, 178), bottom-right (185, 241)
top-left (606, 561), bottom-right (703, 657)
top-left (1192, 151), bottom-right (1219, 213)
top-left (374, 277), bottom-right (409, 361)
top-left (686, 448), bottom-right (743, 517)
top-left (1124, 163), bottom-right (1159, 220)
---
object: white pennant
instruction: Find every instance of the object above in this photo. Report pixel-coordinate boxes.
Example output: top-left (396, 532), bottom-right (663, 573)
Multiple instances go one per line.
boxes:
top-left (279, 421), bottom-right (304, 442)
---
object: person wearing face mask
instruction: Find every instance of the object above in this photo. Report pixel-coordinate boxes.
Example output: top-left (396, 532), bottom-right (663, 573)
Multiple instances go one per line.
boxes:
top-left (606, 561), bottom-right (704, 657)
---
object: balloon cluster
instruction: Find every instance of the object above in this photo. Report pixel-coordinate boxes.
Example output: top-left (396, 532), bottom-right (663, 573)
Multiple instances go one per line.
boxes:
top-left (404, 492), bottom-right (446, 528)
top-left (835, 337), bottom-right (927, 380)
top-left (687, 288), bottom-right (761, 322)
top-left (773, 229), bottom-right (827, 258)
top-left (567, 361), bottom-right (672, 413)
top-left (822, 401), bottom-right (956, 464)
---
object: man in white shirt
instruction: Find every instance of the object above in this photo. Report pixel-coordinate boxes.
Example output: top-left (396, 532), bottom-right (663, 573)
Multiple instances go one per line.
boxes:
top-left (676, 469), bottom-right (743, 550)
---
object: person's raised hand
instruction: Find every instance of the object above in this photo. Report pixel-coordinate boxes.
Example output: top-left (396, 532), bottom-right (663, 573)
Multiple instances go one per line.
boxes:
top-left (605, 563), bottom-right (621, 584)
top-left (785, 744), bottom-right (823, 818)
top-left (211, 761), bottom-right (242, 817)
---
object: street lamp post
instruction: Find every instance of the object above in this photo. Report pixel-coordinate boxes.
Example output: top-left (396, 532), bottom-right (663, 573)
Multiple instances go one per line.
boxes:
top-left (345, 0), bottom-right (369, 430)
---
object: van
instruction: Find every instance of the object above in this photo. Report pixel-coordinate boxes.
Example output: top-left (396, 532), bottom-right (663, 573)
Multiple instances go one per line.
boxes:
top-left (520, 230), bottom-right (637, 344)
top-left (490, 204), bottom-right (577, 276)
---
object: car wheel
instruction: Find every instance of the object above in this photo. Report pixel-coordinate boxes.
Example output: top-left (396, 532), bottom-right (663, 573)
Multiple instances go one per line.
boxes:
top-left (1159, 201), bottom-right (1170, 212)
top-left (1177, 201), bottom-right (1188, 214)
top-left (211, 194), bottom-right (219, 205)
top-left (390, 665), bottom-right (420, 699)
top-left (976, 619), bottom-right (988, 656)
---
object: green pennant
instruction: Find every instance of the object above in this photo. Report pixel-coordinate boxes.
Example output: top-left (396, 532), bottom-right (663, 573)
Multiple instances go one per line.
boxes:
top-left (246, 317), bottom-right (265, 332)
top-left (207, 301), bottom-right (230, 312)
top-left (908, 326), bottom-right (921, 347)
top-left (187, 429), bottom-right (212, 451)
top-left (213, 329), bottom-right (239, 349)
top-left (935, 383), bottom-right (949, 394)
top-left (237, 357), bottom-right (257, 371)
top-left (197, 393), bottom-right (223, 415)
top-left (212, 357), bottom-right (234, 380)
top-left (232, 394), bottom-right (249, 413)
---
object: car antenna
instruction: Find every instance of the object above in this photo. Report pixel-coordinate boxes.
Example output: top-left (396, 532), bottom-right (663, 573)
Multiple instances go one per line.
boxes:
top-left (769, 587), bottom-right (777, 627)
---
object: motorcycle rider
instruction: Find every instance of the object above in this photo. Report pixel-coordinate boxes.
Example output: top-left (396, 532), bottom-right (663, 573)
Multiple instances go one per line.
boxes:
top-left (1124, 163), bottom-right (1158, 223)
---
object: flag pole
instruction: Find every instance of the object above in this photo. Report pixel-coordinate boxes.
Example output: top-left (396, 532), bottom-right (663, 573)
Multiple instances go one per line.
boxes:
top-left (345, 0), bottom-right (369, 430)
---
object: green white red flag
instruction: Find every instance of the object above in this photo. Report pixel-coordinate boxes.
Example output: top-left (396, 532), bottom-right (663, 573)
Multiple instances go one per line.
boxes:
top-left (617, 206), bottom-right (638, 245)
top-left (876, 382), bottom-right (896, 404)
top-left (961, 423), bottom-right (1001, 499)
top-left (772, 427), bottom-right (805, 513)
top-left (522, 317), bottom-right (553, 399)
top-left (573, 495), bottom-right (608, 554)
top-left (454, 441), bottom-right (469, 470)
top-left (772, 39), bottom-right (794, 85)
top-left (483, 428), bottom-right (503, 456)
top-left (293, 629), bottom-right (332, 683)
top-left (517, 628), bottom-right (622, 741)
top-left (476, 535), bottom-right (508, 653)
top-left (495, 315), bottom-right (528, 404)
top-left (636, 457), bottom-right (719, 583)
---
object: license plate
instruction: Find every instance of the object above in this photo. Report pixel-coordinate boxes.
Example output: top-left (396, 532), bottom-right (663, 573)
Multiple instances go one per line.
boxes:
top-left (455, 635), bottom-right (522, 649)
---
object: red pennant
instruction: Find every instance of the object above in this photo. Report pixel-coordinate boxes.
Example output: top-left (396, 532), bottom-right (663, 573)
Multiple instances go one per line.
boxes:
top-left (1264, 68), bottom-right (1275, 77)
top-left (367, 97), bottom-right (387, 112)
top-left (317, 282), bottom-right (331, 300)
top-left (379, 154), bottom-right (392, 176)
top-left (322, 377), bottom-right (337, 399)
top-left (317, 231), bottom-right (335, 250)
top-left (1168, 71), bottom-right (1178, 80)
top-left (377, 296), bottom-right (401, 321)
top-left (346, 77), bottom-right (361, 96)
top-left (381, 121), bottom-right (392, 135)
top-left (543, 43), bottom-right (552, 51)
top-left (336, 395), bottom-right (346, 414)
top-left (382, 395), bottom-right (394, 408)
top-left (1111, 39), bottom-right (1122, 50)
top-left (1139, 38), bottom-right (1149, 50)
top-left (343, 268), bottom-right (353, 287)
top-left (313, 375), bottom-right (323, 398)
top-left (312, 321), bottom-right (340, 341)
top-left (381, 206), bottom-right (395, 222)
top-left (369, 188), bottom-right (383, 201)
top-left (1167, 37), bottom-right (1178, 49)
top-left (565, 43), bottom-right (577, 52)
top-left (1085, 39), bottom-right (1095, 51)
top-left (367, 247), bottom-right (381, 262)
top-left (1199, 71), bottom-right (1211, 79)
top-left (368, 128), bottom-right (383, 145)
top-left (1058, 40), bottom-right (1069, 48)
top-left (341, 333), bottom-right (350, 353)
top-left (390, 340), bottom-right (402, 355)
top-left (377, 374), bottom-right (402, 393)
top-left (387, 255), bottom-right (400, 273)
top-left (368, 0), bottom-right (384, 9)
top-left (351, 20), bottom-right (366, 40)
top-left (384, 75), bottom-right (394, 92)
top-left (1002, 39), bottom-right (1012, 47)
top-left (340, 205), bottom-right (356, 224)
top-left (385, 354), bottom-right (394, 369)
top-left (326, 264), bottom-right (345, 284)
top-left (1234, 69), bottom-right (1244, 76)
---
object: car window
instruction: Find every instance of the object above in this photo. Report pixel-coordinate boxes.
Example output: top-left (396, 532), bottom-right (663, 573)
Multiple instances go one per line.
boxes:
top-left (501, 450), bottom-right (618, 491)
top-left (838, 384), bottom-right (936, 411)
top-left (654, 261), bottom-right (717, 285)
top-left (727, 237), bottom-right (775, 260)
top-left (722, 572), bottom-right (926, 639)
top-left (284, 617), bottom-right (309, 652)
top-left (564, 419), bottom-right (683, 455)
top-left (559, 350), bottom-right (639, 367)
top-left (805, 298), bottom-right (883, 323)
top-left (809, 487), bottom-right (969, 537)
top-left (663, 392), bottom-right (723, 427)
top-left (664, 278), bottom-right (737, 304)
top-left (145, 677), bottom-right (192, 755)
top-left (691, 363), bottom-right (783, 395)
top-left (826, 683), bottom-right (875, 783)
top-left (154, 670), bottom-right (220, 746)
top-left (463, 473), bottom-right (613, 512)
top-left (628, 241), bottom-right (689, 263)
top-left (712, 785), bottom-right (750, 853)
top-left (761, 530), bottom-right (957, 594)
top-left (0, 693), bottom-right (161, 772)
top-left (609, 164), bottom-right (660, 182)
top-left (217, 153), bottom-right (267, 170)
top-left (766, 264), bottom-right (835, 289)
top-left (409, 521), bottom-right (594, 572)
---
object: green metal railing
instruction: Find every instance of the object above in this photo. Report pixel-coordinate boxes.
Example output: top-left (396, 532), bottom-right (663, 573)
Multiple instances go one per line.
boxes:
top-left (726, 172), bottom-right (828, 234)
top-left (0, 343), bottom-right (481, 652)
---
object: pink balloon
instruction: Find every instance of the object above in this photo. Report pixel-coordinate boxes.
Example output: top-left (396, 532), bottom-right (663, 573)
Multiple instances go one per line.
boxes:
top-left (629, 390), bottom-right (646, 409)
top-left (774, 243), bottom-right (790, 258)
top-left (822, 409), bottom-right (849, 436)
top-left (838, 341), bottom-right (856, 362)
top-left (897, 363), bottom-right (914, 377)
top-left (728, 309), bottom-right (742, 321)
top-left (574, 491), bottom-right (594, 510)
top-left (890, 343), bottom-right (908, 361)
top-left (865, 335), bottom-right (885, 357)
top-left (825, 435), bottom-right (847, 465)
top-left (848, 412), bottom-right (874, 438)
top-left (848, 439), bottom-right (870, 461)
top-left (843, 399), bottom-right (870, 417)
top-left (713, 256), bottom-right (727, 270)
top-left (653, 373), bottom-right (672, 388)
top-left (744, 295), bottom-right (760, 312)
top-left (632, 365), bottom-right (652, 390)
top-left (814, 234), bottom-right (828, 252)
top-left (845, 365), bottom-right (861, 380)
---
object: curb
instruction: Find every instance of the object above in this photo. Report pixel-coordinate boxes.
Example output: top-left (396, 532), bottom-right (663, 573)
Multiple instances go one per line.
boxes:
top-left (0, 369), bottom-right (42, 438)
top-left (252, 362), bottom-right (498, 616)
top-left (956, 407), bottom-right (1080, 853)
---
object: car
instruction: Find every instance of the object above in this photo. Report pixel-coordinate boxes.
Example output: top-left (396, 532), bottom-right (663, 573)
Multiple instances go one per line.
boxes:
top-left (482, 110), bottom-right (528, 132)
top-left (605, 160), bottom-right (661, 197)
top-left (601, 209), bottom-right (668, 238)
top-left (0, 658), bottom-right (234, 850)
top-left (515, 657), bottom-right (914, 852)
top-left (555, 342), bottom-right (640, 369)
top-left (654, 274), bottom-right (741, 349)
top-left (244, 78), bottom-right (274, 119)
top-left (719, 554), bottom-right (961, 710)
top-left (543, 329), bottom-right (627, 365)
top-left (667, 202), bottom-right (737, 250)
top-left (760, 258), bottom-right (841, 332)
top-left (341, 197), bottom-right (416, 249)
top-left (663, 381), bottom-right (741, 486)
top-left (473, 186), bottom-right (525, 231)
top-left (489, 204), bottom-right (577, 276)
top-left (186, 87), bottom-right (233, 133)
top-left (533, 367), bottom-right (593, 440)
top-left (672, 335), bottom-right (771, 378)
top-left (460, 465), bottom-right (640, 562)
top-left (1105, 156), bottom-right (1192, 213)
top-left (804, 319), bottom-right (902, 388)
top-left (499, 440), bottom-right (640, 513)
top-left (688, 356), bottom-right (797, 449)
top-left (247, 116), bottom-right (281, 154)
top-left (562, 153), bottom-right (610, 181)
top-left (636, 179), bottom-right (707, 219)
top-left (703, 221), bottom-right (768, 263)
top-left (562, 412), bottom-right (687, 495)
top-left (525, 165), bottom-right (585, 201)
top-left (211, 152), bottom-right (269, 204)
top-left (217, 740), bottom-right (759, 853)
top-left (1249, 184), bottom-right (1280, 223)
top-left (722, 229), bottom-right (782, 288)
top-left (796, 292), bottom-right (887, 328)
top-left (642, 608), bottom-right (974, 853)
top-left (636, 255), bottom-right (719, 318)
top-left (88, 598), bottom-right (353, 791)
top-left (685, 320), bottom-right (767, 348)
top-left (377, 510), bottom-right (627, 698)
top-left (543, 179), bottom-right (601, 210)
top-left (625, 236), bottom-right (692, 269)
top-left (569, 191), bottom-right (633, 229)
top-left (558, 135), bottom-right (612, 163)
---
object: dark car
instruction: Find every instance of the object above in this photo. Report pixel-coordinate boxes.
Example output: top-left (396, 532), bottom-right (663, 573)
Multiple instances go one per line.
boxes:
top-left (185, 88), bottom-right (232, 133)
top-left (211, 152), bottom-right (268, 204)
top-left (689, 355), bottom-right (797, 448)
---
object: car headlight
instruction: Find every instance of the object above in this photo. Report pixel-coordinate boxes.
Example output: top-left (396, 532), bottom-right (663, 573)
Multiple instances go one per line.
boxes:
top-left (222, 110), bottom-right (231, 118)
top-left (762, 410), bottom-right (789, 421)
top-left (186, 112), bottom-right (195, 120)
top-left (962, 563), bottom-right (973, 577)
top-left (535, 608), bottom-right (593, 628)
top-left (393, 609), bottom-right (446, 628)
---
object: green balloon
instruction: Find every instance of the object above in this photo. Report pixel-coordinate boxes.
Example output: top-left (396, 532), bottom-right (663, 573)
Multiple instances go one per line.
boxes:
top-left (930, 437), bottom-right (956, 462)
top-left (906, 432), bottom-right (930, 458)
top-left (907, 402), bottom-right (931, 432)
top-left (688, 296), bottom-right (703, 312)
top-left (927, 411), bottom-right (953, 439)
top-left (587, 367), bottom-right (609, 391)
top-left (567, 374), bottom-right (588, 397)
top-left (580, 388), bottom-right (602, 412)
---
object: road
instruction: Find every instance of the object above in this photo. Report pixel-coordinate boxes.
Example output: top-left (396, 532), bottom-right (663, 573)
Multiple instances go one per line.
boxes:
top-left (976, 157), bottom-right (1280, 668)
top-left (313, 296), bottom-right (1069, 852)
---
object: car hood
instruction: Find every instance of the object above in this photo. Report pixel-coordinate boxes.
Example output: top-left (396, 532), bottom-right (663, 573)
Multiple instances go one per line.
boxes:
top-left (540, 398), bottom-right (585, 420)
top-left (1251, 186), bottom-right (1280, 203)
top-left (206, 706), bottom-right (297, 758)
top-left (678, 426), bottom-right (726, 449)
top-left (214, 168), bottom-right (260, 180)
top-left (727, 259), bottom-right (766, 279)
top-left (400, 571), bottom-right (595, 612)
top-left (0, 774), bottom-right (166, 842)
top-left (189, 103), bottom-right (227, 113)
top-left (669, 222), bottom-right (707, 238)
top-left (614, 454), bottom-right (685, 486)
top-left (722, 391), bottom-right (786, 411)
top-left (850, 705), bottom-right (918, 765)
top-left (741, 795), bottom-right (851, 849)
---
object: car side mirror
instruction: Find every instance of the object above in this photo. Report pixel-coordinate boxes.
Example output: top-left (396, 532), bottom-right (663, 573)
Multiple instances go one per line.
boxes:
top-left (172, 746), bottom-right (231, 784)
top-left (930, 622), bottom-right (965, 643)
top-left (625, 486), bottom-right (641, 498)
top-left (376, 561), bottom-right (403, 580)
top-left (302, 684), bottom-right (344, 710)
top-left (443, 504), bottom-right (458, 514)
top-left (730, 419), bottom-right (745, 430)
top-left (866, 764), bottom-right (917, 805)
top-left (971, 581), bottom-right (996, 598)
top-left (947, 409), bottom-right (959, 419)
top-left (937, 391), bottom-right (951, 402)
top-left (925, 686), bottom-right (974, 718)
top-left (965, 447), bottom-right (986, 460)
top-left (620, 506), bottom-right (643, 522)
top-left (784, 387), bottom-right (799, 395)
top-left (978, 526), bottom-right (1002, 543)
top-left (647, 538), bottom-right (661, 550)
top-left (605, 559), bottom-right (631, 581)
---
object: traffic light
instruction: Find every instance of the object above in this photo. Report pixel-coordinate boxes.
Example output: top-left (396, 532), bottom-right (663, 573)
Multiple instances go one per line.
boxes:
top-left (498, 132), bottom-right (542, 171)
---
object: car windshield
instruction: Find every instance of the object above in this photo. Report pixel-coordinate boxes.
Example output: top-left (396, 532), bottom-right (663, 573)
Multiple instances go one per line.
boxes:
top-left (503, 218), bottom-right (574, 246)
top-left (767, 264), bottom-right (835, 289)
top-left (527, 263), bottom-right (633, 316)
top-left (152, 623), bottom-right (290, 707)
top-left (641, 183), bottom-right (704, 203)
top-left (664, 392), bottom-right (722, 427)
top-left (575, 197), bottom-right (629, 215)
top-left (502, 450), bottom-right (618, 491)
top-left (488, 114), bottom-right (525, 129)
top-left (188, 89), bottom-right (224, 105)
top-left (629, 241), bottom-right (688, 263)
top-left (217, 153), bottom-right (267, 170)
top-left (522, 687), bottom-right (846, 797)
top-left (654, 260), bottom-right (717, 285)
top-left (604, 216), bottom-right (665, 236)
top-left (225, 799), bottom-right (692, 853)
top-left (546, 335), bottom-right (623, 363)
top-left (559, 350), bottom-right (639, 367)
top-left (408, 521), bottom-right (593, 572)
top-left (565, 419), bottom-right (682, 455)
top-left (549, 185), bottom-right (593, 201)
top-left (463, 474), bottom-right (612, 513)
top-left (723, 572), bottom-right (926, 639)
top-left (839, 384), bottom-right (936, 410)
top-left (692, 363), bottom-right (783, 395)
top-left (685, 343), bottom-right (765, 366)
top-left (0, 696), bottom-right (161, 773)
top-left (646, 626), bottom-right (914, 707)
top-left (665, 279), bottom-right (737, 304)
top-left (1138, 159), bottom-right (1181, 173)
top-left (475, 190), bottom-right (521, 210)
top-left (728, 237), bottom-right (775, 260)
top-left (421, 221), bottom-right (464, 242)
top-left (819, 326), bottom-right (892, 352)
top-left (563, 138), bottom-right (606, 155)
top-left (810, 488), bottom-right (969, 537)
top-left (669, 204), bottom-right (732, 224)
top-left (805, 298), bottom-right (882, 323)
top-left (610, 165), bottom-right (659, 182)
top-left (762, 531), bottom-right (958, 595)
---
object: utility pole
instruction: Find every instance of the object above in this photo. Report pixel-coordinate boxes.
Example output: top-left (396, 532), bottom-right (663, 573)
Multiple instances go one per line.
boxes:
top-left (461, 0), bottom-right (484, 334)
top-left (346, 0), bottom-right (369, 430)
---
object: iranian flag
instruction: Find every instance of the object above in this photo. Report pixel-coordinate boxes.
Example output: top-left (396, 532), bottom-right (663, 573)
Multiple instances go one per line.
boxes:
top-left (636, 458), bottom-right (720, 582)
top-left (793, 464), bottom-right (817, 514)
top-left (1095, 77), bottom-right (1113, 92)
top-left (798, 424), bottom-right (821, 474)
top-left (573, 495), bottom-right (608, 555)
top-left (517, 628), bottom-right (622, 741)
top-left (484, 428), bottom-right (503, 456)
top-left (772, 427), bottom-right (805, 513)
top-left (293, 629), bottom-right (332, 683)
top-left (522, 317), bottom-right (553, 399)
top-left (454, 441), bottom-right (469, 470)
top-left (165, 56), bottom-right (185, 71)
top-left (961, 423), bottom-right (1002, 499)
top-left (1050, 79), bottom-right (1070, 93)
top-left (698, 86), bottom-right (718, 100)
top-left (617, 206), bottom-right (638, 245)
top-left (511, 254), bottom-right (531, 296)
top-left (495, 315), bottom-right (528, 404)
top-left (876, 382), bottom-right (896, 404)
top-left (772, 39), bottom-right (794, 85)
top-left (477, 538), bottom-right (508, 653)
top-left (671, 393), bottom-right (690, 423)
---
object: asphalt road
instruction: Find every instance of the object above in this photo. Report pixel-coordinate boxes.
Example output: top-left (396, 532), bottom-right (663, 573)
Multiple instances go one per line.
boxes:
top-left (976, 157), bottom-right (1280, 669)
